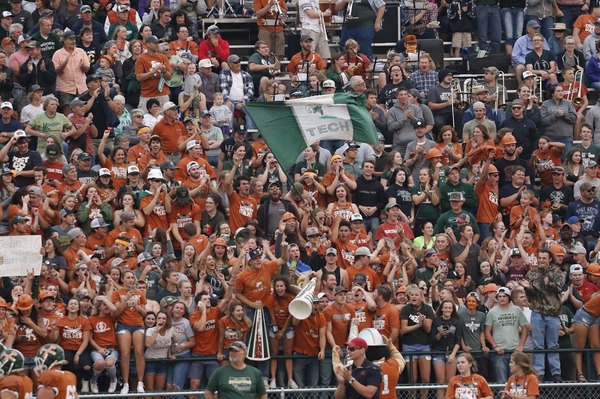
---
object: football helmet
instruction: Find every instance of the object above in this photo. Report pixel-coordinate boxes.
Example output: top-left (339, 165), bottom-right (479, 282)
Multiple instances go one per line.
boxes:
top-left (0, 348), bottom-right (25, 376)
top-left (34, 344), bottom-right (67, 375)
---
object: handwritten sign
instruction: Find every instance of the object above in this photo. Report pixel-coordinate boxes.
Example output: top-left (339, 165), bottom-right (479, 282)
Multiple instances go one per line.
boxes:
top-left (0, 236), bottom-right (42, 277)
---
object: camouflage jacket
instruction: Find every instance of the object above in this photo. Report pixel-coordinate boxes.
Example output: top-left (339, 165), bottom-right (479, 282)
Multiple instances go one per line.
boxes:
top-left (525, 266), bottom-right (565, 316)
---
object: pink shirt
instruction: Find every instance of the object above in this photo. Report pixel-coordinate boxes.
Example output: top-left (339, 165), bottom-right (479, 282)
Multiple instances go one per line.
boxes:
top-left (8, 50), bottom-right (29, 74)
top-left (52, 48), bottom-right (90, 95)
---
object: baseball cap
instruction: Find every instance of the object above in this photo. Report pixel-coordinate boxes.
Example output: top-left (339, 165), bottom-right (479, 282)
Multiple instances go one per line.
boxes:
top-left (527, 20), bottom-right (541, 28)
top-left (300, 34), bottom-right (313, 42)
top-left (200, 110), bottom-right (212, 118)
top-left (11, 215), bottom-right (28, 224)
top-left (120, 211), bottom-right (135, 222)
top-left (346, 337), bottom-right (368, 350)
top-left (137, 252), bottom-right (154, 263)
top-left (549, 244), bottom-right (566, 255)
top-left (17, 34), bottom-right (30, 44)
top-left (587, 263), bottom-right (600, 276)
top-left (449, 192), bottom-right (464, 202)
top-left (77, 152), bottom-right (91, 161)
top-left (568, 216), bottom-right (581, 224)
top-left (160, 296), bottom-right (178, 308)
top-left (127, 165), bottom-right (140, 175)
top-left (414, 119), bottom-right (425, 128)
top-left (198, 58), bottom-right (212, 68)
top-left (145, 35), bottom-right (159, 43)
top-left (350, 213), bottom-right (363, 222)
top-left (98, 168), bottom-right (111, 177)
top-left (377, 132), bottom-right (385, 141)
top-left (186, 140), bottom-right (200, 151)
top-left (230, 341), bottom-right (247, 352)
top-left (497, 287), bottom-right (511, 296)
top-left (334, 286), bottom-right (348, 295)
top-left (1, 11), bottom-right (12, 18)
top-left (522, 71), bottom-right (535, 79)
top-left (473, 101), bottom-right (486, 110)
top-left (306, 226), bottom-right (319, 236)
top-left (354, 247), bottom-right (371, 256)
top-left (46, 144), bottom-right (59, 157)
top-left (90, 218), bottom-right (109, 229)
top-left (385, 202), bottom-right (401, 210)
top-left (226, 54), bottom-right (240, 64)
top-left (162, 101), bottom-right (177, 112)
top-left (322, 79), bottom-right (335, 88)
top-left (509, 248), bottom-right (521, 257)
top-left (70, 97), bottom-right (85, 108)
top-left (29, 84), bottom-right (43, 92)
top-left (86, 74), bottom-right (99, 84)
top-left (281, 212), bottom-right (296, 222)
top-left (175, 186), bottom-right (190, 200)
top-left (570, 264), bottom-right (584, 274)
top-left (81, 4), bottom-right (92, 12)
top-left (116, 4), bottom-right (129, 12)
top-left (248, 249), bottom-right (261, 259)
top-left (28, 186), bottom-right (42, 196)
top-left (586, 161), bottom-right (598, 168)
top-left (59, 208), bottom-right (74, 218)
top-left (484, 66), bottom-right (499, 75)
top-left (326, 247), bottom-right (337, 256)
top-left (482, 283), bottom-right (499, 294)
top-left (160, 160), bottom-right (178, 170)
top-left (570, 242), bottom-right (587, 254)
top-left (0, 101), bottom-right (12, 109)
top-left (67, 227), bottom-right (83, 240)
top-left (353, 273), bottom-right (367, 285)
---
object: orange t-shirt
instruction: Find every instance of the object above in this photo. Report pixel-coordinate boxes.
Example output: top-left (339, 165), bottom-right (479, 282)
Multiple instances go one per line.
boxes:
top-left (57, 180), bottom-right (83, 201)
top-left (504, 373), bottom-right (540, 398)
top-left (38, 369), bottom-right (78, 399)
top-left (434, 142), bottom-right (463, 167)
top-left (187, 234), bottom-right (209, 255)
top-left (168, 201), bottom-right (201, 249)
top-left (235, 260), bottom-right (279, 303)
top-left (101, 159), bottom-right (128, 190)
top-left (176, 156), bottom-right (215, 182)
top-left (373, 302), bottom-right (400, 340)
top-left (264, 292), bottom-right (294, 329)
top-left (138, 151), bottom-right (168, 171)
top-left (153, 118), bottom-right (186, 153)
top-left (286, 50), bottom-right (326, 74)
top-left (86, 314), bottom-right (118, 348)
top-left (532, 147), bottom-right (562, 186)
top-left (86, 233), bottom-right (107, 257)
top-left (475, 178), bottom-right (499, 224)
top-left (509, 206), bottom-right (539, 232)
top-left (43, 158), bottom-right (65, 181)
top-left (139, 192), bottom-right (169, 236)
top-left (292, 312), bottom-right (326, 356)
top-left (67, 279), bottom-right (97, 294)
top-left (331, 202), bottom-right (354, 222)
top-left (112, 288), bottom-right (147, 327)
top-left (105, 227), bottom-right (143, 253)
top-left (7, 204), bottom-right (32, 234)
top-left (447, 373), bottom-right (494, 399)
top-left (190, 306), bottom-right (221, 355)
top-left (322, 303), bottom-right (355, 347)
top-left (335, 240), bottom-right (359, 270)
top-left (0, 375), bottom-right (33, 399)
top-left (346, 265), bottom-right (380, 292)
top-left (127, 143), bottom-right (149, 164)
top-left (574, 14), bottom-right (597, 43)
top-left (219, 315), bottom-right (250, 350)
top-left (352, 301), bottom-right (374, 331)
top-left (134, 52), bottom-right (173, 97)
top-left (227, 192), bottom-right (258, 233)
top-left (57, 315), bottom-right (91, 351)
top-left (13, 323), bottom-right (43, 356)
top-left (322, 172), bottom-right (356, 203)
top-left (63, 246), bottom-right (93, 272)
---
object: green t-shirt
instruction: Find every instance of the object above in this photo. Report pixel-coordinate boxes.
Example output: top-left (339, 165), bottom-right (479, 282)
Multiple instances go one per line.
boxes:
top-left (345, 1), bottom-right (376, 26)
top-left (410, 185), bottom-right (440, 222)
top-left (485, 304), bottom-right (528, 350)
top-left (31, 32), bottom-right (61, 59)
top-left (29, 111), bottom-right (73, 153)
top-left (205, 364), bottom-right (266, 399)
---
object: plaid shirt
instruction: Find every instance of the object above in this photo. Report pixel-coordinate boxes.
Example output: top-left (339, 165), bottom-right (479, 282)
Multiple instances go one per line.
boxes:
top-left (219, 69), bottom-right (254, 102)
top-left (410, 69), bottom-right (439, 96)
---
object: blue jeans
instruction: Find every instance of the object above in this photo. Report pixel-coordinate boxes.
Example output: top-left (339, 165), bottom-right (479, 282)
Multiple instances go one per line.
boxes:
top-left (557, 5), bottom-right (585, 30)
top-left (340, 25), bottom-right (376, 61)
top-left (476, 5), bottom-right (502, 53)
top-left (166, 357), bottom-right (191, 393)
top-left (490, 352), bottom-right (511, 383)
top-left (501, 8), bottom-right (524, 45)
top-left (531, 311), bottom-right (561, 376)
top-left (363, 216), bottom-right (380, 236)
top-left (478, 222), bottom-right (492, 241)
top-left (319, 348), bottom-right (333, 395)
top-left (525, 15), bottom-right (554, 40)
top-left (293, 354), bottom-right (320, 387)
top-left (320, 140), bottom-right (346, 154)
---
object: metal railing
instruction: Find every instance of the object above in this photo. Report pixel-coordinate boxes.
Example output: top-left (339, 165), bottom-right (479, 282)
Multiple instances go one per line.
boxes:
top-left (75, 382), bottom-right (600, 399)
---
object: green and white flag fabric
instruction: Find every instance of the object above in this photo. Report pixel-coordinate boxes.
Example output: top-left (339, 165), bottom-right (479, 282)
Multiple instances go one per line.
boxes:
top-left (245, 93), bottom-right (379, 173)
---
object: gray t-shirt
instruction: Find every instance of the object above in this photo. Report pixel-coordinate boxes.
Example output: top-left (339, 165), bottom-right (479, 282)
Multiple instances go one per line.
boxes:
top-left (171, 318), bottom-right (194, 357)
top-left (485, 304), bottom-right (528, 350)
top-left (266, 201), bottom-right (286, 240)
top-left (404, 139), bottom-right (435, 182)
top-left (458, 308), bottom-right (486, 350)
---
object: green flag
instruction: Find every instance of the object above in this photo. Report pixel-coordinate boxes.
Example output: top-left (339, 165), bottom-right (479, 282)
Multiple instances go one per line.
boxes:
top-left (245, 93), bottom-right (378, 173)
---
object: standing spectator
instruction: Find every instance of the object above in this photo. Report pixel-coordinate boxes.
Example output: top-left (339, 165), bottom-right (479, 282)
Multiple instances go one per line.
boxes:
top-left (333, 337), bottom-right (382, 399)
top-left (298, 0), bottom-right (331, 59)
top-left (448, 0), bottom-right (475, 57)
top-left (410, 54), bottom-right (438, 102)
top-left (548, 23), bottom-right (567, 56)
top-left (484, 287), bottom-right (529, 382)
top-left (541, 85), bottom-right (578, 158)
top-left (501, 353), bottom-right (540, 399)
top-left (17, 39), bottom-right (56, 95)
top-left (521, 248), bottom-right (565, 381)
top-left (30, 16), bottom-right (59, 59)
top-left (431, 300), bottom-right (462, 399)
top-left (475, 0), bottom-right (502, 54)
top-left (428, 69), bottom-right (463, 137)
top-left (220, 54), bottom-right (254, 129)
top-left (52, 31), bottom-right (90, 106)
top-left (134, 35), bottom-right (173, 111)
top-left (387, 87), bottom-right (423, 155)
top-left (447, 353), bottom-right (494, 399)
top-left (334, 0), bottom-right (384, 61)
top-left (254, 0), bottom-right (287, 58)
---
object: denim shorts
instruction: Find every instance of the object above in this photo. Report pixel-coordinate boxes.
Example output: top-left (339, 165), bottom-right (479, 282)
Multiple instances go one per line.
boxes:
top-left (402, 343), bottom-right (431, 361)
top-left (432, 353), bottom-right (449, 364)
top-left (91, 348), bottom-right (119, 364)
top-left (145, 360), bottom-right (167, 375)
top-left (268, 326), bottom-right (295, 339)
top-left (116, 322), bottom-right (145, 335)
top-left (574, 307), bottom-right (600, 328)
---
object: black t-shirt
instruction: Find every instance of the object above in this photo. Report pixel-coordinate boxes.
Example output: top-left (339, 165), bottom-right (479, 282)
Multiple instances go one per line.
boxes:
top-left (346, 359), bottom-right (382, 399)
top-left (10, 149), bottom-right (42, 187)
top-left (427, 84), bottom-right (452, 116)
top-left (220, 138), bottom-right (253, 161)
top-left (540, 184), bottom-right (574, 219)
top-left (493, 157), bottom-right (531, 188)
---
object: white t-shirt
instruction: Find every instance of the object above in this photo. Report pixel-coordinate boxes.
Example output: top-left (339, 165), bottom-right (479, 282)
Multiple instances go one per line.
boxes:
top-left (229, 72), bottom-right (244, 101)
top-left (144, 327), bottom-right (174, 359)
top-left (299, 0), bottom-right (321, 32)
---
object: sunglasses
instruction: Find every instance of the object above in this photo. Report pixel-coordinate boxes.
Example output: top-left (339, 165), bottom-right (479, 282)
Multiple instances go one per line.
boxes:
top-left (347, 347), bottom-right (361, 352)
top-left (308, 234), bottom-right (319, 238)
top-left (490, 173), bottom-right (499, 177)
top-left (585, 188), bottom-right (597, 192)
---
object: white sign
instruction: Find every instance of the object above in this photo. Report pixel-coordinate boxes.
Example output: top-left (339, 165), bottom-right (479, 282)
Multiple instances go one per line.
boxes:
top-left (0, 236), bottom-right (42, 277)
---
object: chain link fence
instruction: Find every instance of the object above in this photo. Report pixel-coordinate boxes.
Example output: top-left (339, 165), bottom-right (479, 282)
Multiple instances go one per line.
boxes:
top-left (77, 382), bottom-right (600, 399)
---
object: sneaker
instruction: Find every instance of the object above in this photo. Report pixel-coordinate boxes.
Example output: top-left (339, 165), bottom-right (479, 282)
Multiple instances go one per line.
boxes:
top-left (108, 380), bottom-right (117, 394)
top-left (288, 379), bottom-right (299, 389)
top-left (90, 381), bottom-right (99, 394)
top-left (120, 383), bottom-right (129, 394)
top-left (137, 381), bottom-right (145, 393)
top-left (263, 377), bottom-right (269, 388)
top-left (269, 379), bottom-right (277, 389)
top-left (552, 374), bottom-right (564, 383)
top-left (81, 380), bottom-right (90, 393)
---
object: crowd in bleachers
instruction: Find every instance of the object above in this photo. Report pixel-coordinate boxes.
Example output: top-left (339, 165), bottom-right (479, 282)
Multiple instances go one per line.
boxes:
top-left (2, 0), bottom-right (600, 396)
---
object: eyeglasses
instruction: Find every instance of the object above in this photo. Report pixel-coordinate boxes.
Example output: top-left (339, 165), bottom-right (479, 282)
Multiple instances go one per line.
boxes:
top-left (232, 60), bottom-right (241, 64)
top-left (585, 188), bottom-right (597, 192)
top-left (419, 286), bottom-right (427, 290)
top-left (347, 347), bottom-right (361, 351)
top-left (308, 234), bottom-right (319, 238)
top-left (532, 39), bottom-right (543, 42)
top-left (79, 268), bottom-right (88, 271)
top-left (512, 106), bottom-right (522, 110)
top-left (490, 173), bottom-right (499, 177)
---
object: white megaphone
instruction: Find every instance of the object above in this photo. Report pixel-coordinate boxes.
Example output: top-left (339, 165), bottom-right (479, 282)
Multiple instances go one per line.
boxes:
top-left (289, 277), bottom-right (317, 320)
